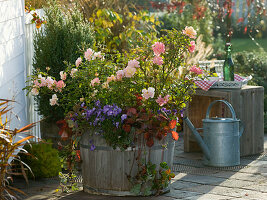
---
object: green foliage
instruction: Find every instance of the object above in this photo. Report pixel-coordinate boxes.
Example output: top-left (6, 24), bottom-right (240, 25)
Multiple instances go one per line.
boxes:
top-left (157, 1), bottom-right (214, 45)
top-left (32, 0), bottom-right (94, 121)
top-left (27, 28), bottom-right (205, 149)
top-left (88, 8), bottom-right (159, 53)
top-left (20, 141), bottom-right (61, 179)
top-left (57, 172), bottom-right (79, 193)
top-left (233, 51), bottom-right (267, 131)
top-left (129, 161), bottom-right (174, 196)
top-left (77, 0), bottom-right (159, 53)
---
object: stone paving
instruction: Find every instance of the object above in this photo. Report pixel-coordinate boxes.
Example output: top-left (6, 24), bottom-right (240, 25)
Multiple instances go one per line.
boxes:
top-left (14, 134), bottom-right (267, 200)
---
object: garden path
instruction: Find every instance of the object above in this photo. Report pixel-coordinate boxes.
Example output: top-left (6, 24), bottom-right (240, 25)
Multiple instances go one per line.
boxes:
top-left (15, 133), bottom-right (267, 200)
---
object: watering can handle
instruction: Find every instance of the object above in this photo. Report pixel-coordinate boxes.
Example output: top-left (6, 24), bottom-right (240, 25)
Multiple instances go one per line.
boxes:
top-left (206, 100), bottom-right (237, 120)
top-left (239, 121), bottom-right (244, 138)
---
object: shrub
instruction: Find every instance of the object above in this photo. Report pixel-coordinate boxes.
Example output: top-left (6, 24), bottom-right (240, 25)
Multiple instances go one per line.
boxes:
top-left (233, 51), bottom-right (267, 127)
top-left (32, 0), bottom-right (94, 121)
top-left (76, 0), bottom-right (159, 53)
top-left (20, 141), bottom-right (61, 179)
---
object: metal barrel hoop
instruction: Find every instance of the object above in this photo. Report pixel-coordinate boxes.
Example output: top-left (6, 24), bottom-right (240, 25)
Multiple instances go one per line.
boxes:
top-left (206, 100), bottom-right (237, 120)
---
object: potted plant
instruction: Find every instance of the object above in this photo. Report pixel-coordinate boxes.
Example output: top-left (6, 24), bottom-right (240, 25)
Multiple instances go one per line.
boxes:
top-left (26, 26), bottom-right (205, 196)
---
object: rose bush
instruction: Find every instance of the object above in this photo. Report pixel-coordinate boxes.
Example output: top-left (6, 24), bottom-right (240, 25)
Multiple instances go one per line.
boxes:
top-left (26, 27), bottom-right (204, 150)
top-left (26, 26), bottom-right (207, 195)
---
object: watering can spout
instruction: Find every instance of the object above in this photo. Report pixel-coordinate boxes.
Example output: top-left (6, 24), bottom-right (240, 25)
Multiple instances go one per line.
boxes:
top-left (184, 117), bottom-right (211, 160)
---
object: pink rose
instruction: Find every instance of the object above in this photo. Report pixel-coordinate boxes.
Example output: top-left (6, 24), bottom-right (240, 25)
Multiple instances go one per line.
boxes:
top-left (190, 65), bottom-right (203, 75)
top-left (75, 57), bottom-right (82, 67)
top-left (60, 71), bottom-right (67, 80)
top-left (56, 80), bottom-right (66, 91)
top-left (107, 75), bottom-right (116, 83)
top-left (189, 41), bottom-right (196, 53)
top-left (116, 70), bottom-right (125, 81)
top-left (91, 77), bottom-right (100, 86)
top-left (50, 94), bottom-right (58, 106)
top-left (46, 76), bottom-right (55, 89)
top-left (127, 59), bottom-right (140, 68)
top-left (124, 66), bottom-right (136, 78)
top-left (156, 95), bottom-right (170, 106)
top-left (183, 26), bottom-right (197, 39)
top-left (152, 42), bottom-right (165, 56)
top-left (84, 48), bottom-right (94, 61)
top-left (31, 87), bottom-right (39, 96)
top-left (142, 87), bottom-right (155, 100)
top-left (70, 68), bottom-right (78, 78)
top-left (33, 79), bottom-right (41, 87)
top-left (93, 51), bottom-right (102, 60)
top-left (153, 56), bottom-right (163, 65)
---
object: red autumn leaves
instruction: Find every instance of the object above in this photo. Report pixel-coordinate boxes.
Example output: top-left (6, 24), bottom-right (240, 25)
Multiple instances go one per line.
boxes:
top-left (122, 107), bottom-right (180, 148)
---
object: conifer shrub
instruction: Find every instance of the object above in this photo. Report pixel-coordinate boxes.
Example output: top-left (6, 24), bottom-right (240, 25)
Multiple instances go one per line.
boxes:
top-left (32, 0), bottom-right (94, 121)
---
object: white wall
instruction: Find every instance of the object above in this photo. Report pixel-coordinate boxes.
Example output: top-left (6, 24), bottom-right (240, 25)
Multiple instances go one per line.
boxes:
top-left (0, 0), bottom-right (27, 128)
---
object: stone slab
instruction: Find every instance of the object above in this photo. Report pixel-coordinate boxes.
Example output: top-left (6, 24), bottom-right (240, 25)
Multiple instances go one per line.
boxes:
top-left (163, 189), bottom-right (201, 199)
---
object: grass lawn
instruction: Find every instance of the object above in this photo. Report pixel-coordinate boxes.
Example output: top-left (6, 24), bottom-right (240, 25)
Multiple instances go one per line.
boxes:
top-left (231, 38), bottom-right (267, 53)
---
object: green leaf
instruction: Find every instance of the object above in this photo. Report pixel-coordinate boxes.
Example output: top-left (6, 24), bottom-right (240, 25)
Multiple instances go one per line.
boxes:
top-left (143, 186), bottom-right (152, 196)
top-left (160, 162), bottom-right (168, 169)
top-left (130, 183), bottom-right (141, 195)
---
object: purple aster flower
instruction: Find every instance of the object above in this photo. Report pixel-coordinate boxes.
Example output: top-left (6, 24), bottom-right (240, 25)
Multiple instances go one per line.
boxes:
top-left (81, 102), bottom-right (85, 107)
top-left (121, 114), bottom-right (127, 123)
top-left (93, 118), bottom-right (100, 126)
top-left (115, 122), bottom-right (120, 128)
top-left (166, 110), bottom-right (171, 115)
top-left (180, 108), bottom-right (186, 116)
top-left (107, 110), bottom-right (114, 116)
top-left (103, 105), bottom-right (111, 114)
top-left (95, 100), bottom-right (101, 107)
top-left (90, 144), bottom-right (96, 151)
top-left (100, 116), bottom-right (105, 122)
top-left (96, 109), bottom-right (102, 117)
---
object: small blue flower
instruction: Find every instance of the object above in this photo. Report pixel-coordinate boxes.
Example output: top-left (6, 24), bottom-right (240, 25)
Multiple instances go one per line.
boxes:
top-left (95, 100), bottom-right (101, 107)
top-left (90, 144), bottom-right (96, 151)
top-left (115, 122), bottom-right (120, 128)
top-left (121, 114), bottom-right (127, 123)
top-left (81, 102), bottom-right (85, 107)
top-left (107, 110), bottom-right (114, 116)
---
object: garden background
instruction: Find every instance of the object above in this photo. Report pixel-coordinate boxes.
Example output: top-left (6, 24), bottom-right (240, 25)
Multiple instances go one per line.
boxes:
top-left (1, 0), bottom-right (267, 190)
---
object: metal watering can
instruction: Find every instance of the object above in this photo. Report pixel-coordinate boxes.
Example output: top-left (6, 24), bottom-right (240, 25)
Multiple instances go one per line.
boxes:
top-left (184, 100), bottom-right (244, 167)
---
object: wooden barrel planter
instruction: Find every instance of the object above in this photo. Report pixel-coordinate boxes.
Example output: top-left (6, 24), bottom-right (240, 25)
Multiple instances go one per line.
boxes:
top-left (80, 131), bottom-right (175, 196)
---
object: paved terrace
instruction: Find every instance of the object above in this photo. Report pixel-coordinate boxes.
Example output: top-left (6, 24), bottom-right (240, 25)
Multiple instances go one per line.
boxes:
top-left (14, 134), bottom-right (267, 200)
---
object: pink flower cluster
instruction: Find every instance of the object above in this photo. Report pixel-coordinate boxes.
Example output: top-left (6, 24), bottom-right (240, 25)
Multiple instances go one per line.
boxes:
top-left (152, 42), bottom-right (165, 66)
top-left (156, 95), bottom-right (170, 106)
top-left (189, 41), bottom-right (196, 53)
top-left (142, 87), bottom-right (155, 100)
top-left (91, 77), bottom-right (100, 86)
top-left (152, 42), bottom-right (165, 56)
top-left (190, 65), bottom-right (203, 75)
top-left (50, 94), bottom-right (58, 106)
top-left (31, 74), bottom-right (66, 96)
top-left (183, 26), bottom-right (197, 39)
top-left (84, 48), bottom-right (103, 62)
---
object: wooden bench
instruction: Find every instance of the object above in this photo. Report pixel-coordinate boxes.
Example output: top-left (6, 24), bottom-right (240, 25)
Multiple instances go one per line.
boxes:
top-left (183, 85), bottom-right (264, 156)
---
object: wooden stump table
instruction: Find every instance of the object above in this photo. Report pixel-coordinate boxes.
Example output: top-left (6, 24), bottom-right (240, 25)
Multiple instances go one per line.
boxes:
top-left (183, 85), bottom-right (264, 156)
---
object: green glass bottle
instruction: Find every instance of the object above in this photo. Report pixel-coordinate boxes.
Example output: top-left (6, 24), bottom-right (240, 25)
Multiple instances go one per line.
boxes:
top-left (223, 43), bottom-right (234, 81)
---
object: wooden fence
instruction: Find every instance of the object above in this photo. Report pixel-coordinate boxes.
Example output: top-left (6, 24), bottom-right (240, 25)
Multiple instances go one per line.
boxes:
top-left (25, 10), bottom-right (44, 141)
